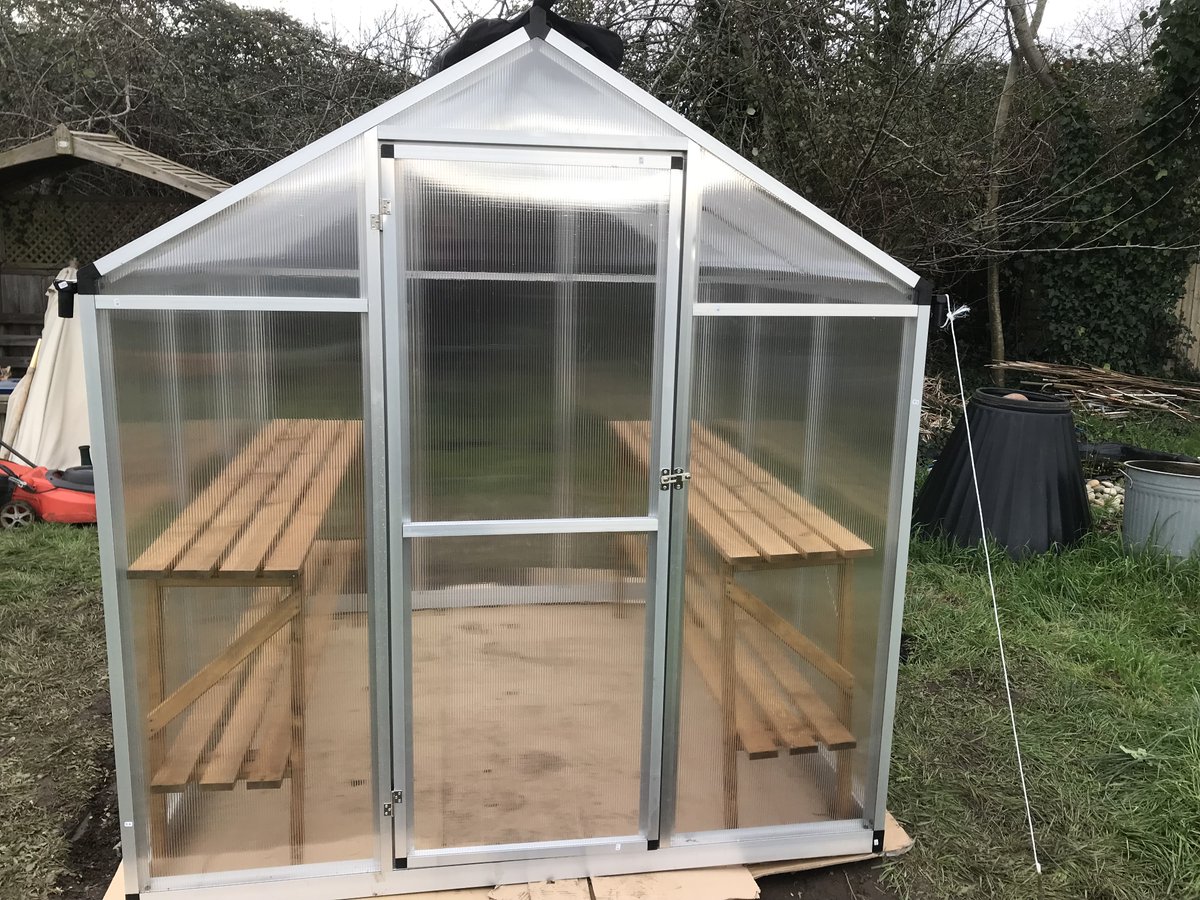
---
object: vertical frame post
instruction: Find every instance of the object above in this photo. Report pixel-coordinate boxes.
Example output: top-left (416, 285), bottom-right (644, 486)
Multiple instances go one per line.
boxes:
top-left (379, 148), bottom-right (414, 863)
top-left (658, 143), bottom-right (703, 844)
top-left (639, 155), bottom-right (686, 842)
top-left (79, 296), bottom-right (153, 890)
top-left (866, 303), bottom-right (930, 828)
top-left (361, 129), bottom-right (396, 873)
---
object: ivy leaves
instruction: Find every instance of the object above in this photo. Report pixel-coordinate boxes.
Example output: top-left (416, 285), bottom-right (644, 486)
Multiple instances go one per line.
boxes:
top-left (1032, 0), bottom-right (1200, 375)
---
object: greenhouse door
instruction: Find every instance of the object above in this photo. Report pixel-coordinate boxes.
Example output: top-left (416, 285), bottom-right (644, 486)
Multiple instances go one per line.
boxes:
top-left (379, 144), bottom-right (685, 867)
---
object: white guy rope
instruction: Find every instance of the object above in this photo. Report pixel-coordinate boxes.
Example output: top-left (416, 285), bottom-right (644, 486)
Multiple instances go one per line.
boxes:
top-left (943, 301), bottom-right (1043, 876)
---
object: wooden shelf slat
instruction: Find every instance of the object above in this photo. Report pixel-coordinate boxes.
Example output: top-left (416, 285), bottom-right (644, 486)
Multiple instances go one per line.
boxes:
top-left (217, 422), bottom-right (342, 578)
top-left (687, 587), bottom-right (818, 755)
top-left (691, 426), bottom-right (872, 558)
top-left (739, 617), bottom-right (856, 751)
top-left (683, 608), bottom-right (778, 759)
top-left (197, 628), bottom-right (288, 790)
top-left (129, 420), bottom-right (293, 577)
top-left (262, 424), bottom-right (363, 576)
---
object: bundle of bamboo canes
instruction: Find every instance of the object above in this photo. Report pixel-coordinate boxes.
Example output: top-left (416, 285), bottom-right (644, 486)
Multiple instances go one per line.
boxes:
top-left (994, 361), bottom-right (1200, 420)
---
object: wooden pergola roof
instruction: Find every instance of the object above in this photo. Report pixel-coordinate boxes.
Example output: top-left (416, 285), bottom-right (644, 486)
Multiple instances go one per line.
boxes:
top-left (0, 124), bottom-right (229, 199)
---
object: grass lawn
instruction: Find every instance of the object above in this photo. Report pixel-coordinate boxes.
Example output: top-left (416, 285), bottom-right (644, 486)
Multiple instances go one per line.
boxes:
top-left (0, 525), bottom-right (110, 899)
top-left (2, 423), bottom-right (1198, 898)
top-left (891, 524), bottom-right (1200, 899)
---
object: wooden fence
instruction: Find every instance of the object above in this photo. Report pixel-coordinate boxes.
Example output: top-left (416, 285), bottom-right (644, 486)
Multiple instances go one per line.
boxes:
top-left (1180, 263), bottom-right (1200, 370)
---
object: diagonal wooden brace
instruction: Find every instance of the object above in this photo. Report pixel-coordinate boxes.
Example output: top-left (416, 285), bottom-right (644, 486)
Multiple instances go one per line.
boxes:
top-left (725, 579), bottom-right (855, 694)
top-left (146, 586), bottom-right (301, 736)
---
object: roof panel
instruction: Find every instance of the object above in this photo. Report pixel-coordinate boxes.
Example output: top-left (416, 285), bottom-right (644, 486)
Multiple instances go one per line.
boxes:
top-left (383, 40), bottom-right (680, 139)
top-left (92, 29), bottom-right (918, 299)
top-left (98, 140), bottom-right (362, 298)
top-left (695, 150), bottom-right (913, 303)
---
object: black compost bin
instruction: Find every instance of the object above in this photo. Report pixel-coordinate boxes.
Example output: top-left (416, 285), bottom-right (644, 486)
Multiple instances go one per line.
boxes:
top-left (914, 387), bottom-right (1091, 557)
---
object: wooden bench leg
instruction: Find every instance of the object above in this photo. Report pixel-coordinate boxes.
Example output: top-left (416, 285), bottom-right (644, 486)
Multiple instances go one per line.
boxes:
top-left (289, 586), bottom-right (306, 864)
top-left (833, 562), bottom-right (855, 819)
top-left (142, 580), bottom-right (169, 870)
top-left (720, 574), bottom-right (738, 830)
top-left (612, 531), bottom-right (628, 619)
top-left (612, 451), bottom-right (635, 619)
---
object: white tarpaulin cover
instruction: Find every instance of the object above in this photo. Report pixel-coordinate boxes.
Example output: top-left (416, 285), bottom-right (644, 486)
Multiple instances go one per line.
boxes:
top-left (1, 265), bottom-right (89, 470)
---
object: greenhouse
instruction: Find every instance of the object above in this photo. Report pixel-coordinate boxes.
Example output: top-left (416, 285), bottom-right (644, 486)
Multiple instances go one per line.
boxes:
top-left (79, 20), bottom-right (930, 899)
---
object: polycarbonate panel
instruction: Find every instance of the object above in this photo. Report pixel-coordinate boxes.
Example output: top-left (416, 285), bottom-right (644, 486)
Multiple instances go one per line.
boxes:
top-left (673, 314), bottom-right (909, 835)
top-left (399, 157), bottom-right (671, 520)
top-left (410, 532), bottom-right (649, 849)
top-left (386, 40), bottom-right (677, 138)
top-left (100, 141), bottom-right (364, 297)
top-left (695, 151), bottom-right (913, 304)
top-left (102, 309), bottom-right (373, 876)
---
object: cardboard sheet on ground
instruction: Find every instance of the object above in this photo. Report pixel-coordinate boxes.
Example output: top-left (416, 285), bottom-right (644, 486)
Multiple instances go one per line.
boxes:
top-left (102, 870), bottom-right (757, 900)
top-left (590, 867), bottom-right (760, 900)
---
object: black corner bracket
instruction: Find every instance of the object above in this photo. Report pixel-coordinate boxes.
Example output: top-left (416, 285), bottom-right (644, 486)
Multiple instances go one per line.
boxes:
top-left (914, 276), bottom-right (934, 306)
top-left (76, 262), bottom-right (100, 295)
top-left (871, 829), bottom-right (885, 853)
top-left (381, 144), bottom-right (395, 158)
top-left (395, 857), bottom-right (408, 869)
top-left (647, 838), bottom-right (660, 851)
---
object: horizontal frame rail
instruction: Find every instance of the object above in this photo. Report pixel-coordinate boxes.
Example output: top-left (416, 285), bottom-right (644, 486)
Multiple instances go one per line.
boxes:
top-left (401, 516), bottom-right (659, 538)
top-left (93, 295), bottom-right (368, 312)
top-left (376, 127), bottom-right (689, 152)
top-left (694, 302), bottom-right (919, 318)
top-left (405, 270), bottom-right (655, 284)
top-left (383, 143), bottom-right (678, 169)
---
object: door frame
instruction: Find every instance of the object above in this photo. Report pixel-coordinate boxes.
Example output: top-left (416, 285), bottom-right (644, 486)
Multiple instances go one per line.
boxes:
top-left (376, 141), bottom-right (687, 868)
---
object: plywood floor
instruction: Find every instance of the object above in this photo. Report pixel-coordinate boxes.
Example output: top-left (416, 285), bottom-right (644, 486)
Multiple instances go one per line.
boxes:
top-left (160, 601), bottom-right (840, 876)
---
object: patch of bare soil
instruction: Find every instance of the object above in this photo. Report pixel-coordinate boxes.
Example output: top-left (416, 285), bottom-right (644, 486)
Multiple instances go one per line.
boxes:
top-left (53, 745), bottom-right (120, 900)
top-left (758, 859), bottom-right (901, 900)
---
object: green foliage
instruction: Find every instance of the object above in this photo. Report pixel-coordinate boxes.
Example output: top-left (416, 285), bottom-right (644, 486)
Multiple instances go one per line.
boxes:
top-left (1032, 0), bottom-right (1200, 374)
top-left (0, 0), bottom-right (420, 185)
top-left (569, 0), bottom-right (1005, 266)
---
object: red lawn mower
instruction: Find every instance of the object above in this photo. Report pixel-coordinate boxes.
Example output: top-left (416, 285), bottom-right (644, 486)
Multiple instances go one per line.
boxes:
top-left (0, 440), bottom-right (96, 528)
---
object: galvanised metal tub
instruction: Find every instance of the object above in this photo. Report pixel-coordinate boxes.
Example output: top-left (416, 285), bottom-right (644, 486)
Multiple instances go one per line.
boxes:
top-left (1123, 460), bottom-right (1200, 559)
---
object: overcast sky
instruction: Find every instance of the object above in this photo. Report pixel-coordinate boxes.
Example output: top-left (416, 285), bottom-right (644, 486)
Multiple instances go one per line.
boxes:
top-left (232, 0), bottom-right (1134, 43)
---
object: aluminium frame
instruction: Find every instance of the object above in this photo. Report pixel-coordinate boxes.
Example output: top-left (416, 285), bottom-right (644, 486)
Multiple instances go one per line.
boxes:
top-left (81, 26), bottom-right (929, 898)
top-left (84, 254), bottom-right (927, 900)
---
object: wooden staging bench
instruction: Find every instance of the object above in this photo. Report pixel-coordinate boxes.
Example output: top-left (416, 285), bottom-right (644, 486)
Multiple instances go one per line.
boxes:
top-left (126, 418), bottom-right (362, 866)
top-left (610, 421), bottom-right (872, 828)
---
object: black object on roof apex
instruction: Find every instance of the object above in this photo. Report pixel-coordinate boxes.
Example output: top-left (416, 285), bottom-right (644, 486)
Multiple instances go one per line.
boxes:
top-left (429, 0), bottom-right (624, 75)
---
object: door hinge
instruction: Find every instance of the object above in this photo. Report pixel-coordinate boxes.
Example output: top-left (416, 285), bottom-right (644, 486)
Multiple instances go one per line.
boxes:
top-left (383, 789), bottom-right (403, 817)
top-left (371, 199), bottom-right (392, 231)
top-left (660, 468), bottom-right (692, 491)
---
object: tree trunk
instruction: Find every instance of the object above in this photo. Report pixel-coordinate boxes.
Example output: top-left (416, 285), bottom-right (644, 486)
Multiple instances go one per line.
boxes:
top-left (1005, 0), bottom-right (1057, 95)
top-left (988, 0), bottom-right (1050, 387)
